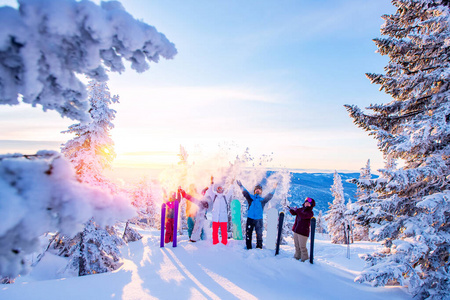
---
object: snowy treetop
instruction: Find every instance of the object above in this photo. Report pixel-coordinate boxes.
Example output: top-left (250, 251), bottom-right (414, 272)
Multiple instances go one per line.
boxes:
top-left (0, 0), bottom-right (177, 121)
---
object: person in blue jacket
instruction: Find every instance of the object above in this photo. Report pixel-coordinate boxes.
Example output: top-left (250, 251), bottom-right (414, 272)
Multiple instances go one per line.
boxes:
top-left (236, 180), bottom-right (277, 249)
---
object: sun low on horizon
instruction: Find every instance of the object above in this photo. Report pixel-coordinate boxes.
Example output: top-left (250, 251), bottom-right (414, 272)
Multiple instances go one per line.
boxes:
top-left (0, 0), bottom-right (394, 182)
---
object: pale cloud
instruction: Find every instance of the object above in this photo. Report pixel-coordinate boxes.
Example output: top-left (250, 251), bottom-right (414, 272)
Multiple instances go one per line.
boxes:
top-left (121, 151), bottom-right (177, 156)
top-left (114, 85), bottom-right (286, 106)
top-left (0, 140), bottom-right (62, 154)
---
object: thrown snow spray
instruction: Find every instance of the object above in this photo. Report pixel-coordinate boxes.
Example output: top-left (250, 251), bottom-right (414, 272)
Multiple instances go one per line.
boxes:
top-left (157, 143), bottom-right (291, 210)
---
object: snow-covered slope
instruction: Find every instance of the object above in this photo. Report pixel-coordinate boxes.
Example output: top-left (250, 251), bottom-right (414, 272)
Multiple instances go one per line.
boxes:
top-left (1, 227), bottom-right (410, 300)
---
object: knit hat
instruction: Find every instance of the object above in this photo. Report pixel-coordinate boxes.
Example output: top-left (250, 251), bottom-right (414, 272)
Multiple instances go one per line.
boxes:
top-left (254, 184), bottom-right (263, 193)
top-left (304, 197), bottom-right (316, 208)
top-left (214, 184), bottom-right (224, 193)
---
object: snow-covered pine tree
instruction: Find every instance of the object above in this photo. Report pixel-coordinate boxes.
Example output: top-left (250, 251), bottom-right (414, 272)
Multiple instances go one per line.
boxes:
top-left (316, 210), bottom-right (326, 234)
top-left (346, 198), bottom-right (355, 243)
top-left (345, 1), bottom-right (450, 298)
top-left (122, 222), bottom-right (143, 243)
top-left (347, 157), bottom-right (400, 242)
top-left (347, 159), bottom-right (375, 241)
top-left (61, 80), bottom-right (118, 190)
top-left (129, 178), bottom-right (158, 228)
top-left (61, 80), bottom-right (125, 276)
top-left (325, 171), bottom-right (349, 244)
top-left (67, 219), bottom-right (124, 276)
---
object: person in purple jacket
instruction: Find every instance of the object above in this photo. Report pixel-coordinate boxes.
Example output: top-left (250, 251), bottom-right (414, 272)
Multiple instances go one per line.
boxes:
top-left (289, 197), bottom-right (315, 262)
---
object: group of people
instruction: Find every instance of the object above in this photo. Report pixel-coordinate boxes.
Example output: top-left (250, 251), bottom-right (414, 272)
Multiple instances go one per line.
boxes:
top-left (163, 176), bottom-right (316, 261)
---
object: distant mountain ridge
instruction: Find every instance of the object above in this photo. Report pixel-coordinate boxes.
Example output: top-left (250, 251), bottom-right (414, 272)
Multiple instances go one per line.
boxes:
top-left (281, 172), bottom-right (364, 213)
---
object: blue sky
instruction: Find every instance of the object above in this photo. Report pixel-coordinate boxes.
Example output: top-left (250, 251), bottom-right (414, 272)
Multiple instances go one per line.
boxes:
top-left (0, 0), bottom-right (395, 174)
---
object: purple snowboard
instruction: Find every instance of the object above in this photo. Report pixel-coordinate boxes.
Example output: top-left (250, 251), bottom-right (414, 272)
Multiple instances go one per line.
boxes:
top-left (160, 203), bottom-right (166, 248)
top-left (173, 200), bottom-right (179, 247)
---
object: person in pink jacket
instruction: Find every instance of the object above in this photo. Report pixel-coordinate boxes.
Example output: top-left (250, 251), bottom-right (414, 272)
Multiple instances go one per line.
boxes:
top-left (205, 176), bottom-right (235, 245)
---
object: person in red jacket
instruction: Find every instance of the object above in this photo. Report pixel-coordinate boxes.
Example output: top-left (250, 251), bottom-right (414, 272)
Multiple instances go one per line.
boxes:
top-left (289, 197), bottom-right (315, 262)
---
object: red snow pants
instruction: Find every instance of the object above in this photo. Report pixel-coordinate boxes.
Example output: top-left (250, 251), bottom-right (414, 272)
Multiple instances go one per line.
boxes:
top-left (165, 218), bottom-right (174, 243)
top-left (212, 222), bottom-right (227, 245)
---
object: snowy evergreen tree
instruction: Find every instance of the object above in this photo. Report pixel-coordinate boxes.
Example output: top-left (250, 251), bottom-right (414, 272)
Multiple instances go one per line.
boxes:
top-left (61, 80), bottom-right (118, 190)
top-left (0, 151), bottom-right (133, 280)
top-left (356, 160), bottom-right (372, 200)
top-left (129, 178), bottom-right (158, 228)
top-left (66, 220), bottom-right (124, 276)
top-left (347, 160), bottom-right (375, 241)
top-left (345, 1), bottom-right (450, 298)
top-left (61, 80), bottom-right (128, 276)
top-left (325, 171), bottom-right (349, 244)
top-left (316, 210), bottom-right (326, 234)
top-left (347, 157), bottom-right (399, 242)
top-left (122, 222), bottom-right (143, 243)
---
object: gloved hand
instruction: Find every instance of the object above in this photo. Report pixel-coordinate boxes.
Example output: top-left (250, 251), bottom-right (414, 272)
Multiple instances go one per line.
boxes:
top-left (201, 201), bottom-right (209, 209)
top-left (236, 180), bottom-right (243, 188)
top-left (178, 188), bottom-right (186, 198)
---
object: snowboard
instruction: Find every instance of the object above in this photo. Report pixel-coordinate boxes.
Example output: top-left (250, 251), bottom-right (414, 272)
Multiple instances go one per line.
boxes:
top-left (275, 211), bottom-right (285, 256)
top-left (266, 208), bottom-right (278, 250)
top-left (309, 217), bottom-right (316, 264)
top-left (230, 199), bottom-right (243, 240)
top-left (160, 203), bottom-right (166, 248)
top-left (173, 200), bottom-right (179, 247)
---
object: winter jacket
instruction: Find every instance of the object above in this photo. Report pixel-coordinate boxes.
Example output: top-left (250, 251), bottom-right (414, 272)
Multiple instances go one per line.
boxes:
top-left (239, 186), bottom-right (275, 220)
top-left (290, 206), bottom-right (314, 237)
top-left (165, 192), bottom-right (180, 219)
top-left (206, 183), bottom-right (234, 222)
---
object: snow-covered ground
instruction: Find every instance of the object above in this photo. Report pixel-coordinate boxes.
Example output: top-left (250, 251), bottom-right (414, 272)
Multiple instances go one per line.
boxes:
top-left (1, 228), bottom-right (411, 300)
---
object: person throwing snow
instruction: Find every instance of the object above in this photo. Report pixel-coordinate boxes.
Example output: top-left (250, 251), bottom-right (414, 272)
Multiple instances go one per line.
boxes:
top-left (236, 180), bottom-right (277, 249)
top-left (178, 186), bottom-right (210, 242)
top-left (205, 176), bottom-right (235, 245)
top-left (289, 197), bottom-right (315, 262)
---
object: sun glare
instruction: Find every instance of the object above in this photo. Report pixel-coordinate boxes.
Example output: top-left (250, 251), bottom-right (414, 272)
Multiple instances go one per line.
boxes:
top-left (113, 151), bottom-right (178, 169)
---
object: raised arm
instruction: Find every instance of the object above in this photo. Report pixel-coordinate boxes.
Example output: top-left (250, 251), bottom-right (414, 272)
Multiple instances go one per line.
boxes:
top-left (290, 207), bottom-right (313, 219)
top-left (262, 190), bottom-right (274, 204)
top-left (179, 188), bottom-right (200, 205)
top-left (236, 180), bottom-right (252, 203)
top-left (262, 182), bottom-right (277, 204)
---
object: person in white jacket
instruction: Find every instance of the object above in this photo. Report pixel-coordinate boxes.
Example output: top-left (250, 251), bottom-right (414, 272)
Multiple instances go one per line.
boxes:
top-left (206, 176), bottom-right (235, 245)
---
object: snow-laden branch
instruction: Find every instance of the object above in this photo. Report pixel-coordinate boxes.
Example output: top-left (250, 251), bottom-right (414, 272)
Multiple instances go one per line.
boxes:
top-left (0, 0), bottom-right (177, 122)
top-left (0, 151), bottom-right (135, 278)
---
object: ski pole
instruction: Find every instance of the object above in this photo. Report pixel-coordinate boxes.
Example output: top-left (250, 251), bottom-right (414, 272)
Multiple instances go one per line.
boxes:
top-left (347, 224), bottom-right (351, 259)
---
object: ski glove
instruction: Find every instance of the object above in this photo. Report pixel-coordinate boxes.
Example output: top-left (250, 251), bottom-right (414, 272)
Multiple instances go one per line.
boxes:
top-left (236, 180), bottom-right (243, 188)
top-left (201, 201), bottom-right (209, 209)
top-left (179, 189), bottom-right (186, 198)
